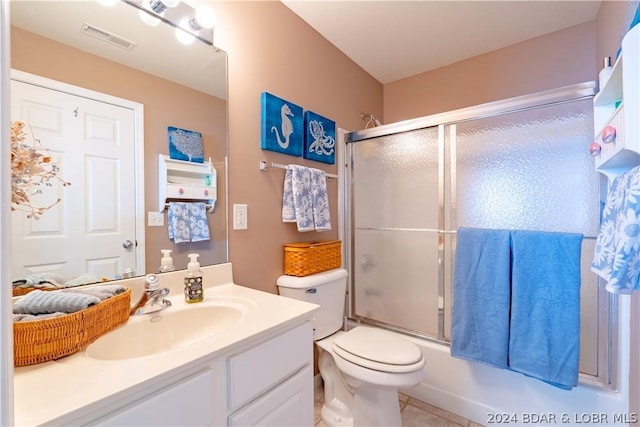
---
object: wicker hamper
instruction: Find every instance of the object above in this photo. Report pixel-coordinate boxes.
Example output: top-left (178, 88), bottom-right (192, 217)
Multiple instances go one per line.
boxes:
top-left (13, 288), bottom-right (131, 366)
top-left (284, 240), bottom-right (341, 277)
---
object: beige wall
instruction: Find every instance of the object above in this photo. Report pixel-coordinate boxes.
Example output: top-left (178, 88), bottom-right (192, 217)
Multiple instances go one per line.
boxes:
top-left (214, 1), bottom-right (382, 293)
top-left (10, 27), bottom-right (228, 273)
top-left (384, 21), bottom-right (597, 123)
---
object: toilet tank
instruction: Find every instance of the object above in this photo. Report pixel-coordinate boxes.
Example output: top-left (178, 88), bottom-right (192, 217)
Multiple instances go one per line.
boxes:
top-left (277, 268), bottom-right (348, 340)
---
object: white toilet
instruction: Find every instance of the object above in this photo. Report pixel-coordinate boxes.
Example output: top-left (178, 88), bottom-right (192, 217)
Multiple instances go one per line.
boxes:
top-left (277, 268), bottom-right (425, 427)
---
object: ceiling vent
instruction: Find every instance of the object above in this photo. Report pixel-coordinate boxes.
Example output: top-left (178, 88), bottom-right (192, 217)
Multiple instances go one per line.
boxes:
top-left (81, 23), bottom-right (136, 50)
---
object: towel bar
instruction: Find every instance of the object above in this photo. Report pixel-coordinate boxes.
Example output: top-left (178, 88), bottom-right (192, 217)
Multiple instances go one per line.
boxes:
top-left (259, 160), bottom-right (338, 179)
top-left (164, 202), bottom-right (215, 213)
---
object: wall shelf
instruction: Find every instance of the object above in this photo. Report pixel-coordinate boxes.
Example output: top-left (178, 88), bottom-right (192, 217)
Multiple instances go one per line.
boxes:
top-left (159, 154), bottom-right (217, 212)
top-left (593, 25), bottom-right (640, 179)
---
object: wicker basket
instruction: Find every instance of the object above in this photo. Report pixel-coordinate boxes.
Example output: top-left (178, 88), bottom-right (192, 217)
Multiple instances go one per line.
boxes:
top-left (13, 288), bottom-right (131, 366)
top-left (284, 240), bottom-right (341, 277)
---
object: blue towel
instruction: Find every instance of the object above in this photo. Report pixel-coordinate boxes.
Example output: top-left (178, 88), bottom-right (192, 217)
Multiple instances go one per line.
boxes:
top-left (509, 230), bottom-right (583, 390)
top-left (591, 165), bottom-right (640, 294)
top-left (450, 227), bottom-right (511, 369)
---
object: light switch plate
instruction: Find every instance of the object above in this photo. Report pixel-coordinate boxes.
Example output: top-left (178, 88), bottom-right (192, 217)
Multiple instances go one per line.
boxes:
top-left (148, 211), bottom-right (164, 227)
top-left (233, 204), bottom-right (248, 230)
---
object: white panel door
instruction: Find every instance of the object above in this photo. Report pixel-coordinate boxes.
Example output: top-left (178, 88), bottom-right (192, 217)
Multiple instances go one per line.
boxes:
top-left (11, 79), bottom-right (137, 281)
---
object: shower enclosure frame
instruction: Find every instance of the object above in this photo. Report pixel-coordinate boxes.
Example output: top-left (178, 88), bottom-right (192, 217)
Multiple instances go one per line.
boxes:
top-left (342, 81), bottom-right (618, 390)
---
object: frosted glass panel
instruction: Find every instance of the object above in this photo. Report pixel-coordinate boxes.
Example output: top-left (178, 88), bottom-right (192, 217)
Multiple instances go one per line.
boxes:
top-left (353, 230), bottom-right (439, 334)
top-left (352, 128), bottom-right (440, 334)
top-left (353, 128), bottom-right (439, 229)
top-left (454, 99), bottom-right (598, 235)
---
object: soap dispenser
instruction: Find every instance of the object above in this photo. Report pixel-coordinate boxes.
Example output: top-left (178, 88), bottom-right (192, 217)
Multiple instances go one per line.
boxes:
top-left (159, 249), bottom-right (175, 273)
top-left (184, 253), bottom-right (204, 303)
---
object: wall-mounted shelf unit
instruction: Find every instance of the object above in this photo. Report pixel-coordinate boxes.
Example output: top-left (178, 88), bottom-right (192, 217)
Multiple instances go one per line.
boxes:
top-left (159, 154), bottom-right (216, 212)
top-left (593, 25), bottom-right (640, 180)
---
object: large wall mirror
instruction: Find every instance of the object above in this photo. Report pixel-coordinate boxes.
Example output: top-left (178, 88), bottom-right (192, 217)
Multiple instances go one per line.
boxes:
top-left (9, 0), bottom-right (228, 292)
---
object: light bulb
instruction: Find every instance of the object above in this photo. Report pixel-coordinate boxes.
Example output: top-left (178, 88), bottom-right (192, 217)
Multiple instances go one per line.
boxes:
top-left (175, 18), bottom-right (196, 45)
top-left (139, 0), bottom-right (162, 26)
top-left (194, 5), bottom-right (216, 29)
top-left (163, 0), bottom-right (181, 7)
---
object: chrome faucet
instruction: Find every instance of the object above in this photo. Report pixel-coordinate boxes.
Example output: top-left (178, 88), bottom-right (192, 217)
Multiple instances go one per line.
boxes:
top-left (131, 274), bottom-right (172, 315)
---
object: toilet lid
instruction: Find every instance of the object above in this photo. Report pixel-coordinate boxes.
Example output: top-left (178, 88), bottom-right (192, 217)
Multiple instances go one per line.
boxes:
top-left (332, 327), bottom-right (425, 373)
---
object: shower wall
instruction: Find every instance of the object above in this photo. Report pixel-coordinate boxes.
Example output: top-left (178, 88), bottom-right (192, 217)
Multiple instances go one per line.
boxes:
top-left (348, 93), bottom-right (603, 379)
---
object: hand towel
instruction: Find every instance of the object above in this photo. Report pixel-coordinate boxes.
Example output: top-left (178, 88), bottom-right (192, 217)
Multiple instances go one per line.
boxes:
top-left (13, 290), bottom-right (101, 315)
top-left (168, 202), bottom-right (210, 243)
top-left (591, 165), bottom-right (640, 294)
top-left (189, 202), bottom-right (210, 242)
top-left (450, 227), bottom-right (511, 369)
top-left (62, 284), bottom-right (127, 301)
top-left (13, 312), bottom-right (67, 322)
top-left (12, 272), bottom-right (65, 289)
top-left (168, 202), bottom-right (191, 243)
top-left (509, 230), bottom-right (583, 390)
top-left (282, 167), bottom-right (297, 223)
top-left (311, 168), bottom-right (332, 231)
top-left (283, 165), bottom-right (315, 232)
top-left (63, 273), bottom-right (102, 288)
top-left (282, 165), bottom-right (331, 232)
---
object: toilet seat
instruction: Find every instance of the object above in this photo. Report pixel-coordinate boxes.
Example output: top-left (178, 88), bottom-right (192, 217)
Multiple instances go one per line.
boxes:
top-left (332, 326), bottom-right (425, 373)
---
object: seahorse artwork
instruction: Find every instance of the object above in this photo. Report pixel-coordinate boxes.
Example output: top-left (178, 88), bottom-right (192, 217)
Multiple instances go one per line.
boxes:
top-left (261, 92), bottom-right (303, 157)
top-left (303, 111), bottom-right (336, 164)
top-left (271, 104), bottom-right (294, 149)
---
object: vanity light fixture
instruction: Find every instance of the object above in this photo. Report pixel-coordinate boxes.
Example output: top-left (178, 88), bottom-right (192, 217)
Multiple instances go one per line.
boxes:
top-left (120, 0), bottom-right (215, 46)
top-left (138, 0), bottom-right (162, 27)
top-left (175, 5), bottom-right (216, 45)
top-left (148, 0), bottom-right (180, 14)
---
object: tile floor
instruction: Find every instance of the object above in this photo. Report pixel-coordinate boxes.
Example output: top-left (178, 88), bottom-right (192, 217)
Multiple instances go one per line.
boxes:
top-left (313, 382), bottom-right (484, 427)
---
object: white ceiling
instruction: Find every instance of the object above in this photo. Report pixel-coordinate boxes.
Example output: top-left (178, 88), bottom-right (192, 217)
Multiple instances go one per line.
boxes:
top-left (10, 0), bottom-right (227, 99)
top-left (282, 1), bottom-right (602, 84)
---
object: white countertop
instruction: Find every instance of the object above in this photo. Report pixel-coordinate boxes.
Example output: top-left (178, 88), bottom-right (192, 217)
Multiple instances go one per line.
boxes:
top-left (13, 263), bottom-right (318, 426)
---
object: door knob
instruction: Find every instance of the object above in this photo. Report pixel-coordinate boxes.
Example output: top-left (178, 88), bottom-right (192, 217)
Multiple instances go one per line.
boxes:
top-left (122, 240), bottom-right (134, 249)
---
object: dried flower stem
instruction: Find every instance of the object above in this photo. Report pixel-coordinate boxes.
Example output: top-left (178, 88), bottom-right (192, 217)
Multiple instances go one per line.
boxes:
top-left (11, 121), bottom-right (70, 219)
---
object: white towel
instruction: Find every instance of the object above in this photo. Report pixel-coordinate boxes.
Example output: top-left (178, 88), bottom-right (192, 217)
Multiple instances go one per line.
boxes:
top-left (168, 202), bottom-right (210, 243)
top-left (282, 165), bottom-right (331, 232)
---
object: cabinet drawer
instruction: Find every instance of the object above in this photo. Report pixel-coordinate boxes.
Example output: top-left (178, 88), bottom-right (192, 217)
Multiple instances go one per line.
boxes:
top-left (93, 370), bottom-right (215, 426)
top-left (227, 322), bottom-right (312, 410)
top-left (228, 365), bottom-right (313, 427)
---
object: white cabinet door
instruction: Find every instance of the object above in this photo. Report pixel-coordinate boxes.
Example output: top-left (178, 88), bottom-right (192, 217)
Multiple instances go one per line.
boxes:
top-left (93, 370), bottom-right (215, 426)
top-left (228, 366), bottom-right (313, 427)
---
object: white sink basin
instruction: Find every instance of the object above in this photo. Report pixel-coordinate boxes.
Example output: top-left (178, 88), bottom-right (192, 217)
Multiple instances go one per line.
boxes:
top-left (86, 299), bottom-right (249, 360)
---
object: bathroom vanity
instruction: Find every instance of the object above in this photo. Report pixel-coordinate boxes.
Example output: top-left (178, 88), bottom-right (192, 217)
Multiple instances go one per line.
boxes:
top-left (12, 263), bottom-right (319, 426)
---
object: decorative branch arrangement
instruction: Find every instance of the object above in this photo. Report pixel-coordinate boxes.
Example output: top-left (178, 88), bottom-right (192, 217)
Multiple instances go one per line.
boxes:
top-left (11, 120), bottom-right (70, 219)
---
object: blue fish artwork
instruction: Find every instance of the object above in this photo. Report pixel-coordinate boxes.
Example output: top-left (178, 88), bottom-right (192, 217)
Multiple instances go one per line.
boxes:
top-left (304, 111), bottom-right (335, 164)
top-left (261, 92), bottom-right (303, 157)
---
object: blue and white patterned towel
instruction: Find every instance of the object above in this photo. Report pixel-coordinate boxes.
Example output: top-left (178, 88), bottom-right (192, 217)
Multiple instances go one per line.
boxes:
top-left (168, 202), bottom-right (210, 243)
top-left (282, 165), bottom-right (331, 232)
top-left (311, 168), bottom-right (331, 231)
top-left (592, 165), bottom-right (640, 294)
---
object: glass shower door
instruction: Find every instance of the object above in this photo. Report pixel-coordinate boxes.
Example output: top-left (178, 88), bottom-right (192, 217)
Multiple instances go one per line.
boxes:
top-left (449, 97), bottom-right (600, 376)
top-left (351, 127), bottom-right (441, 336)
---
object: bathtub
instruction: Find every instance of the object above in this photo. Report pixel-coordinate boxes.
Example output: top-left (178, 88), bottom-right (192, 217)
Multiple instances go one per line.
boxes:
top-left (347, 311), bottom-right (631, 427)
